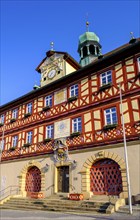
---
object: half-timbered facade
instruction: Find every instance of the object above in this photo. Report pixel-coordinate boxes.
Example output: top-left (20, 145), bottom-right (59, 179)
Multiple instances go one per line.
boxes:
top-left (0, 32), bottom-right (140, 200)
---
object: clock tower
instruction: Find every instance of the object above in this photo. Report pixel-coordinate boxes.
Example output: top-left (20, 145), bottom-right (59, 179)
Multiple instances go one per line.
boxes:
top-left (36, 48), bottom-right (80, 87)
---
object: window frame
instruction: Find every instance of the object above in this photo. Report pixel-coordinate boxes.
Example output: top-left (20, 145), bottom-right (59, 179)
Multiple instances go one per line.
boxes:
top-left (100, 70), bottom-right (112, 86)
top-left (12, 135), bottom-right (18, 147)
top-left (26, 102), bottom-right (33, 114)
top-left (72, 117), bottom-right (82, 133)
top-left (45, 94), bottom-right (53, 107)
top-left (104, 107), bottom-right (118, 125)
top-left (137, 57), bottom-right (140, 72)
top-left (12, 108), bottom-right (18, 119)
top-left (0, 114), bottom-right (5, 124)
top-left (46, 124), bottom-right (54, 139)
top-left (69, 84), bottom-right (79, 98)
top-left (26, 131), bottom-right (33, 144)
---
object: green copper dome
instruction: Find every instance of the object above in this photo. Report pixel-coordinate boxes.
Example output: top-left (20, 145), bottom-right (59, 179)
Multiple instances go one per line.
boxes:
top-left (78, 31), bottom-right (99, 44)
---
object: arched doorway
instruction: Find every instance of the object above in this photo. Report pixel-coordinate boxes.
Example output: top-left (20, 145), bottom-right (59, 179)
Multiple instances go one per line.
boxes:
top-left (90, 158), bottom-right (122, 195)
top-left (25, 166), bottom-right (41, 197)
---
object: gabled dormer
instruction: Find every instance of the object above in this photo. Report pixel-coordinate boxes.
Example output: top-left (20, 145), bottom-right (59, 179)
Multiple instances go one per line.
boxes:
top-left (36, 50), bottom-right (80, 87)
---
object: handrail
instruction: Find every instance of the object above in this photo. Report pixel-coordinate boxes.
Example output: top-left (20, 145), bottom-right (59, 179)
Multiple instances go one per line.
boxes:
top-left (46, 184), bottom-right (54, 192)
top-left (0, 185), bottom-right (19, 201)
top-left (69, 183), bottom-right (76, 191)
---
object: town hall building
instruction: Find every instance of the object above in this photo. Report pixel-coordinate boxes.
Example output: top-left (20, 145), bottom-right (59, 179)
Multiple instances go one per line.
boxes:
top-left (0, 25), bottom-right (140, 203)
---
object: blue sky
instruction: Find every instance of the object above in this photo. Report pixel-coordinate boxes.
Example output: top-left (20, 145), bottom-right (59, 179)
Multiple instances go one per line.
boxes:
top-left (0, 0), bottom-right (140, 105)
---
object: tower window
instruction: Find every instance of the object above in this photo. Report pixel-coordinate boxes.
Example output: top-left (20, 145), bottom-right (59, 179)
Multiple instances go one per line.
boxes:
top-left (89, 45), bottom-right (95, 55)
top-left (83, 46), bottom-right (87, 57)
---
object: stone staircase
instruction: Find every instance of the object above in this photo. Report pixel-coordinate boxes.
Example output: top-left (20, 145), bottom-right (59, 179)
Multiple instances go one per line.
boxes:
top-left (0, 194), bottom-right (113, 214)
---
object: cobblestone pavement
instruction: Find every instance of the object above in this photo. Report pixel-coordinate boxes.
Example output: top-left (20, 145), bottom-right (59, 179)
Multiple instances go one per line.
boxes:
top-left (0, 209), bottom-right (140, 220)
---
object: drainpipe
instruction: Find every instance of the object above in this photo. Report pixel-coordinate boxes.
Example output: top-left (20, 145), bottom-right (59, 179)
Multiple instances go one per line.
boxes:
top-left (119, 83), bottom-right (132, 214)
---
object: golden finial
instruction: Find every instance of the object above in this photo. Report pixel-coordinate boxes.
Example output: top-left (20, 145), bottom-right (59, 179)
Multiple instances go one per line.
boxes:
top-left (50, 41), bottom-right (54, 51)
top-left (86, 13), bottom-right (89, 32)
top-left (86, 21), bottom-right (89, 32)
top-left (130, 32), bottom-right (135, 39)
top-left (129, 32), bottom-right (136, 44)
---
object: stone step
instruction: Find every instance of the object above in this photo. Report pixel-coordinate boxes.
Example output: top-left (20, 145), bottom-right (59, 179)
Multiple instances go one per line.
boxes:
top-left (5, 198), bottom-right (109, 208)
top-left (118, 205), bottom-right (140, 213)
top-left (0, 196), bottom-right (113, 214)
top-left (6, 199), bottom-right (82, 206)
top-left (89, 195), bottom-right (115, 202)
top-left (1, 203), bottom-right (107, 213)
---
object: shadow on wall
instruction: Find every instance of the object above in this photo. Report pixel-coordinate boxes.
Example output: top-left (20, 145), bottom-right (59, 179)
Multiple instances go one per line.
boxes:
top-left (126, 194), bottom-right (140, 205)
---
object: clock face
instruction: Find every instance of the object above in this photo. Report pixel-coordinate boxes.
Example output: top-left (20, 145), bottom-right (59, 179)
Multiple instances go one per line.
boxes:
top-left (48, 69), bottom-right (56, 79)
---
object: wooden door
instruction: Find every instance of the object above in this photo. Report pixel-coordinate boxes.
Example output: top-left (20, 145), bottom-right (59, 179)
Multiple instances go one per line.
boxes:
top-left (90, 159), bottom-right (122, 195)
top-left (58, 166), bottom-right (69, 193)
top-left (25, 166), bottom-right (41, 196)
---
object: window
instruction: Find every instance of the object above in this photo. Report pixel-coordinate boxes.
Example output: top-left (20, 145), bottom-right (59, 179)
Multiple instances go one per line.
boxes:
top-left (12, 108), bottom-right (18, 119)
top-left (104, 107), bottom-right (117, 125)
top-left (27, 131), bottom-right (33, 144)
top-left (46, 125), bottom-right (54, 139)
top-left (70, 84), bottom-right (78, 97)
top-left (0, 114), bottom-right (5, 124)
top-left (45, 95), bottom-right (52, 107)
top-left (0, 139), bottom-right (5, 151)
top-left (137, 57), bottom-right (140, 72)
top-left (26, 102), bottom-right (32, 114)
top-left (100, 70), bottom-right (112, 85)
top-left (72, 117), bottom-right (82, 133)
top-left (12, 135), bottom-right (18, 147)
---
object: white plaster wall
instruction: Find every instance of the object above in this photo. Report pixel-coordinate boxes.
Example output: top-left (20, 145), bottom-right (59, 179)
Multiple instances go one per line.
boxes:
top-left (0, 141), bottom-right (139, 197)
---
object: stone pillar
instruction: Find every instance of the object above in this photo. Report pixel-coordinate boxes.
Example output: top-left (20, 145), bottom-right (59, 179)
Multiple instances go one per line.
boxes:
top-left (80, 48), bottom-right (83, 58)
top-left (87, 45), bottom-right (90, 55)
top-left (80, 170), bottom-right (92, 199)
top-left (94, 45), bottom-right (97, 55)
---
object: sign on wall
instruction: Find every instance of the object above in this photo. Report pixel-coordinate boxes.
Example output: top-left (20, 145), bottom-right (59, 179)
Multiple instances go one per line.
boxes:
top-left (54, 88), bottom-right (67, 105)
top-left (54, 119), bottom-right (70, 139)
